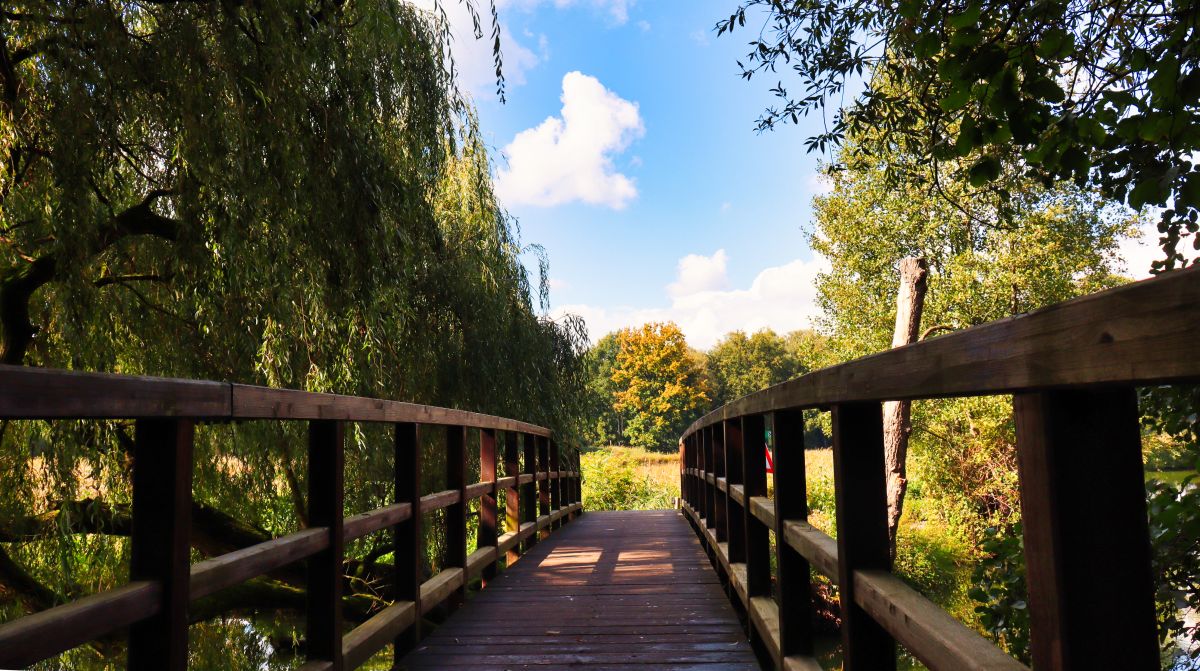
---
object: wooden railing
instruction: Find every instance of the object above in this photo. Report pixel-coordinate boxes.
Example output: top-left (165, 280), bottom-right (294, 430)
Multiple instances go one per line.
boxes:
top-left (679, 265), bottom-right (1200, 671)
top-left (0, 366), bottom-right (582, 670)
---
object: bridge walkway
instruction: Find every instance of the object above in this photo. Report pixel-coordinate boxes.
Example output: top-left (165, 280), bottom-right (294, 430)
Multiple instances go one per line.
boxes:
top-left (398, 510), bottom-right (760, 670)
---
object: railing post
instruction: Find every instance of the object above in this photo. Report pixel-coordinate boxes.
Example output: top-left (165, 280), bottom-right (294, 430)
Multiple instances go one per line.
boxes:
top-left (538, 436), bottom-right (551, 536)
top-left (479, 428), bottom-right (498, 584)
top-left (742, 415), bottom-right (773, 647)
top-left (306, 419), bottom-right (345, 671)
top-left (445, 425), bottom-right (467, 608)
top-left (773, 409), bottom-right (814, 662)
top-left (712, 424), bottom-right (728, 545)
top-left (1013, 388), bottom-right (1158, 670)
top-left (550, 440), bottom-right (562, 528)
top-left (521, 433), bottom-right (538, 552)
top-left (831, 402), bottom-right (894, 671)
top-left (128, 418), bottom-right (194, 671)
top-left (393, 422), bottom-right (421, 659)
top-left (724, 419), bottom-right (746, 568)
top-left (504, 432), bottom-right (521, 565)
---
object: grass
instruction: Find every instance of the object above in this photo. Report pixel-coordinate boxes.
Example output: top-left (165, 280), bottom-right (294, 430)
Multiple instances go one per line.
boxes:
top-left (580, 445), bottom-right (680, 510)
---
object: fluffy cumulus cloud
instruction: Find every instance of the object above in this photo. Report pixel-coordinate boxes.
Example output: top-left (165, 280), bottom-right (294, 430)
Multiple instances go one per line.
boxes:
top-left (554, 250), bottom-right (828, 349)
top-left (495, 71), bottom-right (645, 209)
top-left (406, 1), bottom-right (543, 96)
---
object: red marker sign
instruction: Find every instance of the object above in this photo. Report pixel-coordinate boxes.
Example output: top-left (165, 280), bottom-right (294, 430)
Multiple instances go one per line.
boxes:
top-left (765, 446), bottom-right (775, 474)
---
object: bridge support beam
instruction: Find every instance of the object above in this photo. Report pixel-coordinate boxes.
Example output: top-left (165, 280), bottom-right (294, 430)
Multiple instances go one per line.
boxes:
top-left (1014, 388), bottom-right (1158, 671)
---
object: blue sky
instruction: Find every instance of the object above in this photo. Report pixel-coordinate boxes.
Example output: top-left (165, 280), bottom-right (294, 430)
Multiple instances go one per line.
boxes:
top-left (422, 0), bottom-right (833, 349)
top-left (436, 0), bottom-right (1155, 348)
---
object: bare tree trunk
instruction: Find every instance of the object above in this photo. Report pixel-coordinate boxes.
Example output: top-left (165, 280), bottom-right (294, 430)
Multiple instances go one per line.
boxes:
top-left (884, 257), bottom-right (928, 560)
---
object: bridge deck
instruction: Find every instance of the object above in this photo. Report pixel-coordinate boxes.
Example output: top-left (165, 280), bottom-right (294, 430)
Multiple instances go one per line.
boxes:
top-left (399, 510), bottom-right (760, 670)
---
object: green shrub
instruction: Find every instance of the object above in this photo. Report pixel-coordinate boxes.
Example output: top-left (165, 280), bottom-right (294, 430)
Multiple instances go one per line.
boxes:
top-left (581, 447), bottom-right (679, 510)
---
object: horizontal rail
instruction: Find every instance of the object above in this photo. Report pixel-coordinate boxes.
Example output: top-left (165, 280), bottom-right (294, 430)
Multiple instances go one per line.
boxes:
top-left (420, 489), bottom-right (460, 512)
top-left (0, 365), bottom-right (552, 435)
top-left (190, 528), bottom-right (329, 600)
top-left (686, 265), bottom-right (1200, 435)
top-left (0, 581), bottom-right (161, 667)
top-left (341, 601), bottom-right (415, 670)
top-left (343, 503), bottom-right (412, 541)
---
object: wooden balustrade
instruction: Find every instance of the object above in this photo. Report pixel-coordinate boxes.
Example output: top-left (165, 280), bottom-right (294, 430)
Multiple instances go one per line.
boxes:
top-left (0, 369), bottom-right (584, 670)
top-left (678, 265), bottom-right (1200, 671)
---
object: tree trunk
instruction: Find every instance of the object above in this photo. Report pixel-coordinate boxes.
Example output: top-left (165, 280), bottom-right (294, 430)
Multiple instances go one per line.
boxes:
top-left (884, 257), bottom-right (928, 560)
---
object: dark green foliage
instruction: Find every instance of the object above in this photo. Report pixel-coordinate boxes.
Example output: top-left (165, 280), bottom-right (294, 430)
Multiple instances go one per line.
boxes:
top-left (719, 0), bottom-right (1200, 269)
top-left (970, 525), bottom-right (1032, 664)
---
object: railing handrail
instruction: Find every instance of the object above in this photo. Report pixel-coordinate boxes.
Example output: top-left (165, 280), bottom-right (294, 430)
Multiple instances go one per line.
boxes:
top-left (684, 263), bottom-right (1200, 437)
top-left (0, 364), bottom-right (553, 435)
top-left (0, 368), bottom-right (581, 670)
top-left (678, 266), bottom-right (1200, 671)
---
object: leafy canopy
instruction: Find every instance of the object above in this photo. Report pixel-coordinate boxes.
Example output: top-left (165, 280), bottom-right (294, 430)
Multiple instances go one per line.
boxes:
top-left (610, 322), bottom-right (709, 451)
top-left (719, 0), bottom-right (1200, 269)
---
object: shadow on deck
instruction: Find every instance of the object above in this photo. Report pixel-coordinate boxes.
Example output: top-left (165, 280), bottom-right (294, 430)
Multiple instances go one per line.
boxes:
top-left (398, 510), bottom-right (760, 670)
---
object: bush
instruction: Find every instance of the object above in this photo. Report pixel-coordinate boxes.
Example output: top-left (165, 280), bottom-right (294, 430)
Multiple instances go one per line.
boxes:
top-left (581, 447), bottom-right (679, 511)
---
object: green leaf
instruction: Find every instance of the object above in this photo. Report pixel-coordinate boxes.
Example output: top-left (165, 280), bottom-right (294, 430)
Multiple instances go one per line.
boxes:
top-left (968, 155), bottom-right (1001, 185)
top-left (940, 88), bottom-right (972, 112)
top-left (948, 4), bottom-right (981, 28)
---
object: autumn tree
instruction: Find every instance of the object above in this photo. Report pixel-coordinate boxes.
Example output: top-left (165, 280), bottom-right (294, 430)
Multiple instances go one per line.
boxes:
top-left (610, 323), bottom-right (709, 451)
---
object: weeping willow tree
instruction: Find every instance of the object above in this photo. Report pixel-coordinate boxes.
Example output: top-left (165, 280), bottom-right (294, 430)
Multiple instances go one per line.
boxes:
top-left (0, 1), bottom-right (585, 666)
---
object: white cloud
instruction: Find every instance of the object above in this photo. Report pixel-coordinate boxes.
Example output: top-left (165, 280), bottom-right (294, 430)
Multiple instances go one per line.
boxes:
top-left (720, 201), bottom-right (732, 213)
top-left (408, 1), bottom-right (542, 96)
top-left (690, 28), bottom-right (710, 47)
top-left (807, 170), bottom-right (834, 195)
top-left (554, 250), bottom-right (829, 349)
top-left (499, 0), bottom-right (635, 24)
top-left (636, 19), bottom-right (651, 31)
top-left (668, 249), bottom-right (729, 298)
top-left (495, 71), bottom-right (645, 209)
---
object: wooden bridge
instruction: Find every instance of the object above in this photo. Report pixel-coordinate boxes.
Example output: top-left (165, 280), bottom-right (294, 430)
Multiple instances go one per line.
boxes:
top-left (0, 265), bottom-right (1198, 670)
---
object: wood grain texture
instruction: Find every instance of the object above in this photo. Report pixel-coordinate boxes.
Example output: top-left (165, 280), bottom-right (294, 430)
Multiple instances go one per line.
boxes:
top-left (854, 570), bottom-right (1027, 671)
top-left (128, 418), bottom-right (193, 671)
top-left (419, 489), bottom-right (460, 512)
top-left (0, 581), bottom-right (160, 667)
top-left (342, 601), bottom-right (415, 670)
top-left (399, 511), bottom-right (758, 670)
top-left (685, 265), bottom-right (1200, 435)
top-left (343, 502), bottom-right (412, 542)
top-left (190, 528), bottom-right (328, 599)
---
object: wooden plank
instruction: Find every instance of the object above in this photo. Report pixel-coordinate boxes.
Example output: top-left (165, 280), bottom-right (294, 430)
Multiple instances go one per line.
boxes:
top-left (503, 431), bottom-right (521, 566)
top-left (774, 409), bottom-right (814, 662)
top-left (400, 511), bottom-right (759, 669)
top-left (782, 520), bottom-right (839, 581)
top-left (749, 496), bottom-right (775, 528)
top-left (831, 402), bottom-right (894, 671)
top-left (420, 568), bottom-right (465, 615)
top-left (479, 428), bottom-right (499, 583)
top-left (550, 441), bottom-right (562, 529)
top-left (394, 422), bottom-right (421, 658)
top-left (445, 425), bottom-right (467, 609)
top-left (522, 433), bottom-right (538, 553)
top-left (496, 475), bottom-right (518, 489)
top-left (464, 480), bottom-right (493, 500)
top-left (306, 419), bottom-right (344, 670)
top-left (712, 426), bottom-right (728, 544)
top-left (854, 570), bottom-right (1027, 671)
top-left (343, 502), bottom-right (412, 541)
top-left (0, 581), bottom-right (160, 667)
top-left (740, 414), bottom-right (772, 638)
top-left (1013, 388), bottom-right (1158, 670)
top-left (230, 383), bottom-right (552, 434)
top-left (190, 528), bottom-right (328, 599)
top-left (342, 601), bottom-right (416, 670)
top-left (467, 546), bottom-right (498, 579)
top-left (685, 265), bottom-right (1200, 435)
top-left (724, 420), bottom-right (746, 568)
top-left (128, 418), bottom-right (193, 671)
top-left (0, 364), bottom-right (229, 418)
top-left (420, 488), bottom-right (460, 512)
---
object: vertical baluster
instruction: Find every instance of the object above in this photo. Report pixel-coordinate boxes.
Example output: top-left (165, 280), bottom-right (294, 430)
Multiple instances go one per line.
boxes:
top-left (393, 422), bottom-right (421, 659)
top-left (550, 440), bottom-right (562, 528)
top-left (538, 436), bottom-right (551, 534)
top-left (725, 419), bottom-right (746, 570)
top-left (504, 432), bottom-right (521, 565)
top-left (742, 414), bottom-right (773, 658)
top-left (1013, 388), bottom-right (1158, 670)
top-left (773, 409), bottom-right (814, 663)
top-left (831, 403), bottom-right (894, 671)
top-left (445, 425), bottom-right (467, 608)
top-left (479, 428), bottom-right (498, 583)
top-left (703, 426), bottom-right (715, 533)
top-left (128, 418), bottom-right (194, 671)
top-left (712, 424), bottom-right (728, 546)
top-left (522, 433), bottom-right (538, 552)
top-left (306, 419), bottom-right (345, 670)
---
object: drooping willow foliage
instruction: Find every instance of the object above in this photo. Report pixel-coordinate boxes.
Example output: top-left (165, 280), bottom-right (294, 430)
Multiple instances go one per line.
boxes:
top-left (0, 1), bottom-right (587, 666)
